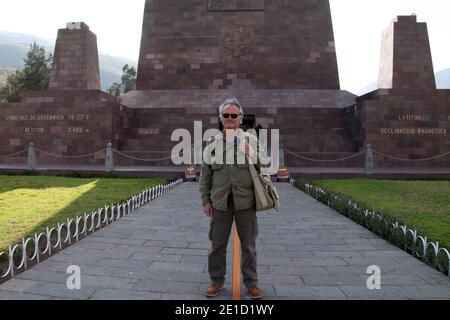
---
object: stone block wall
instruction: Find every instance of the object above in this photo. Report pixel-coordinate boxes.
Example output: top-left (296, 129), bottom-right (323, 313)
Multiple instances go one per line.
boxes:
top-left (0, 91), bottom-right (123, 165)
top-left (360, 89), bottom-right (450, 168)
top-left (137, 0), bottom-right (339, 90)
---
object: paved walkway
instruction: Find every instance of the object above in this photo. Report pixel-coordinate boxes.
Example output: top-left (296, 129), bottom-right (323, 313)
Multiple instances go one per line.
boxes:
top-left (0, 182), bottom-right (449, 300)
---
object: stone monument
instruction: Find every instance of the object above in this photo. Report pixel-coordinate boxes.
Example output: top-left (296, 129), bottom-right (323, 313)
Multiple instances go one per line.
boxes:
top-left (0, 2), bottom-right (448, 172)
top-left (0, 23), bottom-right (123, 165)
top-left (359, 15), bottom-right (449, 168)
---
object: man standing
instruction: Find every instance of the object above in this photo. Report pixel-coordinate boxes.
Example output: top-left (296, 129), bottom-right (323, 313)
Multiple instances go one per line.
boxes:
top-left (199, 98), bottom-right (271, 299)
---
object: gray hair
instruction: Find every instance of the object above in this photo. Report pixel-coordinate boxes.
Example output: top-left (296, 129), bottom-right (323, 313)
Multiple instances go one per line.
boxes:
top-left (218, 98), bottom-right (244, 118)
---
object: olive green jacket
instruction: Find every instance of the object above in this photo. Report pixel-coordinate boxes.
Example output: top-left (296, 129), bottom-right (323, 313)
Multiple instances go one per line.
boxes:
top-left (199, 129), bottom-right (272, 211)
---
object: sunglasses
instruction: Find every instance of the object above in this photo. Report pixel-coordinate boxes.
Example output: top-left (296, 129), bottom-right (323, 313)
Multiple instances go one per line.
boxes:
top-left (222, 113), bottom-right (240, 119)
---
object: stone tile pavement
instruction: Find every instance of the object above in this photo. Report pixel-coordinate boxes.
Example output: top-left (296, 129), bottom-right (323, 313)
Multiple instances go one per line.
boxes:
top-left (0, 182), bottom-right (449, 300)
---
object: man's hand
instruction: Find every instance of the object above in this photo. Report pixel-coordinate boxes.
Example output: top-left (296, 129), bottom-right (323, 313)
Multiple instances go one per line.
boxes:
top-left (203, 203), bottom-right (213, 217)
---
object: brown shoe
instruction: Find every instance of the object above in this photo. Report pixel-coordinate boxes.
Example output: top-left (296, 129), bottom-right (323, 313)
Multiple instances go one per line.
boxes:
top-left (205, 283), bottom-right (223, 297)
top-left (247, 286), bottom-right (264, 299)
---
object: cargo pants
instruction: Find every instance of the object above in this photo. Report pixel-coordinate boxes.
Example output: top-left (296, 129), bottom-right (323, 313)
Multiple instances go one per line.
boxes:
top-left (208, 192), bottom-right (258, 288)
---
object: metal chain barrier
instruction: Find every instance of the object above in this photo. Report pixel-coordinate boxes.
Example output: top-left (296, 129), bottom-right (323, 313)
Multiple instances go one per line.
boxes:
top-left (33, 147), bottom-right (107, 159)
top-left (0, 178), bottom-right (184, 280)
top-left (0, 149), bottom-right (28, 159)
top-left (285, 148), bottom-right (449, 164)
top-left (373, 150), bottom-right (450, 162)
top-left (285, 148), bottom-right (365, 162)
top-left (112, 148), bottom-right (173, 162)
top-left (2, 144), bottom-right (448, 168)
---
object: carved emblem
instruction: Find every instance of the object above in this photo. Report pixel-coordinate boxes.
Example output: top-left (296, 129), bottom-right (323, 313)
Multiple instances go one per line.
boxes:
top-left (220, 27), bottom-right (255, 61)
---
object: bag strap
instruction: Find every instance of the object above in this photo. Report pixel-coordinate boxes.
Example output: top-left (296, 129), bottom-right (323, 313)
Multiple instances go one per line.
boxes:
top-left (246, 156), bottom-right (269, 208)
top-left (248, 159), bottom-right (258, 178)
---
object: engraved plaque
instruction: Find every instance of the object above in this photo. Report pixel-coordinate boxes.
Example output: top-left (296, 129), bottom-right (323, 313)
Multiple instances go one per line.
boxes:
top-left (208, 0), bottom-right (264, 11)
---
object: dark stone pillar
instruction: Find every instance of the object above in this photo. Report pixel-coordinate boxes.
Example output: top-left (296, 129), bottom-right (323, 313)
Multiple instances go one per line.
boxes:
top-left (49, 22), bottom-right (101, 90)
top-left (378, 15), bottom-right (436, 90)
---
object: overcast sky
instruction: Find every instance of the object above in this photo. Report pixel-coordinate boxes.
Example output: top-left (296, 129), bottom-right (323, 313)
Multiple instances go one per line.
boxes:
top-left (0, 0), bottom-right (449, 94)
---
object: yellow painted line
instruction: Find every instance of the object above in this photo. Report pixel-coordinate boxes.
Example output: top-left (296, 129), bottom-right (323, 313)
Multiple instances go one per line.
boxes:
top-left (232, 223), bottom-right (242, 300)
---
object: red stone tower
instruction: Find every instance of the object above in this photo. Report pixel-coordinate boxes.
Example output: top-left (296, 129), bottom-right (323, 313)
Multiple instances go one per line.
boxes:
top-left (136, 0), bottom-right (340, 90)
top-left (360, 15), bottom-right (449, 169)
top-left (378, 15), bottom-right (436, 90)
top-left (49, 22), bottom-right (101, 90)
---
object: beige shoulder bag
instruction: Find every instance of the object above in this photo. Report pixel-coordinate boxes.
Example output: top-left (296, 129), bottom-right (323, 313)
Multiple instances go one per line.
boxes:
top-left (248, 162), bottom-right (280, 212)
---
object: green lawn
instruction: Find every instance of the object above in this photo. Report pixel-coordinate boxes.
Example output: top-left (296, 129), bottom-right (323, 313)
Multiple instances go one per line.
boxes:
top-left (0, 176), bottom-right (165, 253)
top-left (313, 179), bottom-right (450, 249)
